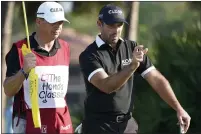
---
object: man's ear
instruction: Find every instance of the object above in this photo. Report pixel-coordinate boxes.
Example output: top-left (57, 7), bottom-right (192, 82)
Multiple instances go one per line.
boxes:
top-left (36, 18), bottom-right (40, 26)
top-left (97, 20), bottom-right (103, 28)
top-left (36, 18), bottom-right (44, 26)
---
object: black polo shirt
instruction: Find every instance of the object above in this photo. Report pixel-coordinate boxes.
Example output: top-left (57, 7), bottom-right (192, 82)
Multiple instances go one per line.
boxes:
top-left (6, 32), bottom-right (61, 77)
top-left (5, 32), bottom-right (61, 117)
top-left (79, 35), bottom-right (156, 115)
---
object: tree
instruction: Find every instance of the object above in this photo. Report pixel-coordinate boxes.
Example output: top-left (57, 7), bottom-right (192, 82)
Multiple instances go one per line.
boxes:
top-left (16, 1), bottom-right (43, 24)
top-left (128, 2), bottom-right (140, 41)
top-left (1, 1), bottom-right (15, 133)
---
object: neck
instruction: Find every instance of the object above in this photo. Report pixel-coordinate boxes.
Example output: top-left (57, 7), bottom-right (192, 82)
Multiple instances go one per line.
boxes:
top-left (100, 34), bottom-right (116, 49)
top-left (35, 32), bottom-right (55, 51)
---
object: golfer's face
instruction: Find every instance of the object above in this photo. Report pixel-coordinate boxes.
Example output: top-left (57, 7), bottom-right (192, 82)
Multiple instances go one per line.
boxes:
top-left (101, 22), bottom-right (123, 45)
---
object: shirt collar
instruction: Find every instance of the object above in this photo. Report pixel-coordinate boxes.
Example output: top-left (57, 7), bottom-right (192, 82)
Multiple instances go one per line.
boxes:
top-left (95, 34), bottom-right (124, 48)
top-left (31, 32), bottom-right (61, 50)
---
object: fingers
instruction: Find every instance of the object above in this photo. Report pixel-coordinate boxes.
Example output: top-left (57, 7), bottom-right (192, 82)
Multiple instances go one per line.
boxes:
top-left (23, 52), bottom-right (36, 73)
top-left (24, 53), bottom-right (36, 59)
top-left (134, 45), bottom-right (148, 54)
top-left (133, 45), bottom-right (148, 62)
top-left (178, 117), bottom-right (185, 133)
top-left (143, 48), bottom-right (148, 54)
top-left (183, 117), bottom-right (191, 133)
top-left (134, 45), bottom-right (144, 52)
top-left (135, 52), bottom-right (143, 62)
top-left (130, 44), bottom-right (149, 69)
top-left (178, 114), bottom-right (191, 133)
top-left (179, 116), bottom-right (184, 125)
top-left (24, 53), bottom-right (36, 61)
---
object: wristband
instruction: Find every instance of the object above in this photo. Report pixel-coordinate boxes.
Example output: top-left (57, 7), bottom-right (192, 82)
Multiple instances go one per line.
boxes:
top-left (20, 68), bottom-right (29, 79)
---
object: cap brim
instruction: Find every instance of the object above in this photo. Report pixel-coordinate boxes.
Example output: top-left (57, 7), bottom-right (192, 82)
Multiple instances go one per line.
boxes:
top-left (45, 16), bottom-right (70, 24)
top-left (104, 18), bottom-right (129, 25)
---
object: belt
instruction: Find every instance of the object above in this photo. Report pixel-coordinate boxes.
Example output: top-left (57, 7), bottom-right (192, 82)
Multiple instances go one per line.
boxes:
top-left (87, 112), bottom-right (132, 123)
top-left (112, 113), bottom-right (132, 123)
top-left (115, 114), bottom-right (131, 123)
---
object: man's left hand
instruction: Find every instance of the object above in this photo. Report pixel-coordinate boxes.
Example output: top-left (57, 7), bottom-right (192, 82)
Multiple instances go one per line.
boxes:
top-left (177, 108), bottom-right (191, 133)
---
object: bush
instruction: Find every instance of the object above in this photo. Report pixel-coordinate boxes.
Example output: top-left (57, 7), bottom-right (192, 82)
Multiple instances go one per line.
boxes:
top-left (133, 20), bottom-right (201, 133)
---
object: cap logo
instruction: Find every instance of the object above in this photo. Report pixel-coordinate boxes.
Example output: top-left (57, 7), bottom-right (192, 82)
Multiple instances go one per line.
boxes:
top-left (108, 9), bottom-right (122, 14)
top-left (99, 14), bottom-right (103, 19)
top-left (50, 8), bottom-right (63, 12)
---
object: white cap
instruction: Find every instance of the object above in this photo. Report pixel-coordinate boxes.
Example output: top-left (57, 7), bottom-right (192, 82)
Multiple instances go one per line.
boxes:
top-left (36, 2), bottom-right (70, 24)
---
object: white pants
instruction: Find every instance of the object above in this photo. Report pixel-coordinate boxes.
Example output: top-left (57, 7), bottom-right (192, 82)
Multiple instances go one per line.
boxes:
top-left (13, 117), bottom-right (26, 133)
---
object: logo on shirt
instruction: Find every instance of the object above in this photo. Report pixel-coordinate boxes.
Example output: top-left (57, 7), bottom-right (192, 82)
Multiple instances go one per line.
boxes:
top-left (39, 73), bottom-right (65, 103)
top-left (60, 124), bottom-right (71, 130)
top-left (122, 58), bottom-right (132, 66)
top-left (23, 66), bottom-right (69, 109)
top-left (41, 125), bottom-right (47, 133)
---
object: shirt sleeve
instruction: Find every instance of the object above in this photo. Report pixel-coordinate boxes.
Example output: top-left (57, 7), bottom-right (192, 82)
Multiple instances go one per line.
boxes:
top-left (136, 55), bottom-right (156, 78)
top-left (5, 44), bottom-right (21, 77)
top-left (79, 51), bottom-right (104, 82)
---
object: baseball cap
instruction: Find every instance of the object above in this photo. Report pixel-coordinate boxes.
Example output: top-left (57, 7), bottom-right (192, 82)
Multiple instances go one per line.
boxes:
top-left (98, 4), bottom-right (128, 25)
top-left (36, 2), bottom-right (70, 24)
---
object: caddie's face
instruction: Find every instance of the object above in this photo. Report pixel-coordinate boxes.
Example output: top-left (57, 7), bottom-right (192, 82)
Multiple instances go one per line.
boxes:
top-left (100, 22), bottom-right (123, 45)
top-left (37, 18), bottom-right (64, 39)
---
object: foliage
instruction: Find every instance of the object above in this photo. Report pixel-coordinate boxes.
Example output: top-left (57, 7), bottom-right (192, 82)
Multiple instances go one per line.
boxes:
top-left (73, 1), bottom-right (128, 15)
top-left (152, 21), bottom-right (201, 133)
top-left (188, 1), bottom-right (201, 13)
top-left (138, 2), bottom-right (196, 47)
top-left (133, 5), bottom-right (201, 133)
top-left (66, 13), bottom-right (98, 36)
top-left (68, 1), bottom-right (129, 36)
top-left (15, 1), bottom-right (43, 24)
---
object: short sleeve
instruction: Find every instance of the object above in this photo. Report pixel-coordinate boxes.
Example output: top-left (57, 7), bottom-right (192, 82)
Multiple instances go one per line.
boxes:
top-left (5, 44), bottom-right (21, 77)
top-left (79, 51), bottom-right (104, 82)
top-left (136, 55), bottom-right (156, 78)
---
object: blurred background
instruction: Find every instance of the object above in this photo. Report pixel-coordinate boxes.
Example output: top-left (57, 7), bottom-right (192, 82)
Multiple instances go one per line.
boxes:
top-left (1, 1), bottom-right (201, 133)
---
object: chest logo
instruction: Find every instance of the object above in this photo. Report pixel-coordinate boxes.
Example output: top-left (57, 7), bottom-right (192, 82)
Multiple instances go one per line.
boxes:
top-left (39, 73), bottom-right (64, 103)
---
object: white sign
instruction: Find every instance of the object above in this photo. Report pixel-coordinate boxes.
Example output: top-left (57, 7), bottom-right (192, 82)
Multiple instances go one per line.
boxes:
top-left (23, 66), bottom-right (69, 108)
